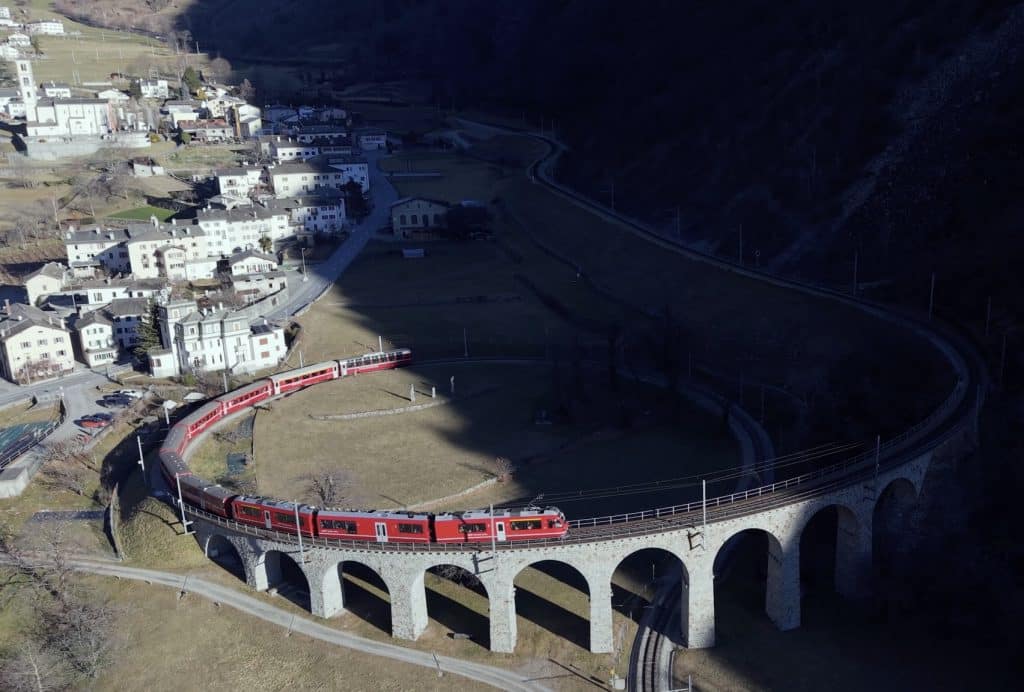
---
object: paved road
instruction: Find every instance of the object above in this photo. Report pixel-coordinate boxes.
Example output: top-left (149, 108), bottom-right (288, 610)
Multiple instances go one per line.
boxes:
top-left (47, 557), bottom-right (548, 692)
top-left (266, 149), bottom-right (399, 322)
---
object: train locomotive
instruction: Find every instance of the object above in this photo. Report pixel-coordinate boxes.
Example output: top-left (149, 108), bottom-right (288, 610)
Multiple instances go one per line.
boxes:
top-left (158, 348), bottom-right (569, 544)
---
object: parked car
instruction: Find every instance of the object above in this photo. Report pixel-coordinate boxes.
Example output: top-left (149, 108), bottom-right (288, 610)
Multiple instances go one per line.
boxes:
top-left (90, 412), bottom-right (114, 422)
top-left (78, 416), bottom-right (111, 429)
top-left (100, 394), bottom-right (132, 407)
top-left (116, 389), bottom-right (144, 400)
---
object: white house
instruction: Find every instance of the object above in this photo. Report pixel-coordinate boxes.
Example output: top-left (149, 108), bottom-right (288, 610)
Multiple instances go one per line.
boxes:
top-left (97, 88), bottom-right (130, 103)
top-left (269, 155), bottom-right (369, 197)
top-left (0, 302), bottom-right (74, 384)
top-left (40, 81), bottom-right (72, 99)
top-left (228, 270), bottom-right (287, 305)
top-left (72, 309), bottom-right (117, 368)
top-left (277, 192), bottom-right (346, 234)
top-left (7, 34), bottom-right (31, 48)
top-left (269, 137), bottom-right (318, 162)
top-left (26, 20), bottom-right (64, 36)
top-left (358, 131), bottom-right (387, 150)
top-left (23, 262), bottom-right (66, 306)
top-left (0, 45), bottom-right (21, 60)
top-left (196, 203), bottom-right (291, 256)
top-left (225, 249), bottom-right (277, 276)
top-left (215, 166), bottom-right (263, 198)
top-left (28, 98), bottom-right (113, 138)
top-left (179, 118), bottom-right (233, 143)
top-left (158, 299), bottom-right (287, 376)
top-left (138, 78), bottom-right (169, 100)
top-left (0, 7), bottom-right (11, 20)
top-left (125, 226), bottom-right (209, 280)
top-left (51, 276), bottom-right (165, 312)
top-left (106, 297), bottom-right (150, 351)
top-left (390, 197), bottom-right (451, 235)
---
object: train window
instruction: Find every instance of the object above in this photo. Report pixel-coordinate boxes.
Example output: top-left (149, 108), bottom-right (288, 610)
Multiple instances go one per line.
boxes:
top-left (458, 522), bottom-right (487, 533)
top-left (238, 506), bottom-right (260, 518)
top-left (321, 519), bottom-right (357, 533)
top-left (274, 512), bottom-right (296, 524)
top-left (397, 523), bottom-right (424, 534)
top-left (510, 519), bottom-right (542, 531)
top-left (548, 519), bottom-right (563, 528)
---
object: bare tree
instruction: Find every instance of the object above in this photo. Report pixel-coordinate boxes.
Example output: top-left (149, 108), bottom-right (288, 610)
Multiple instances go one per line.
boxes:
top-left (493, 456), bottom-right (515, 482)
top-left (208, 57), bottom-right (232, 83)
top-left (0, 641), bottom-right (66, 692)
top-left (38, 440), bottom-right (100, 498)
top-left (299, 469), bottom-right (352, 506)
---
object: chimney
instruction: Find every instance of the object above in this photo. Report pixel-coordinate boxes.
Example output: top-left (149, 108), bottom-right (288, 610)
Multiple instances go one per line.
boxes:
top-left (171, 218), bottom-right (176, 225)
top-left (3, 299), bottom-right (9, 313)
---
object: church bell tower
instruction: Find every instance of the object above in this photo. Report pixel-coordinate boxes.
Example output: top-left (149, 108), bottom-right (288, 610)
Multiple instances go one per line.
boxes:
top-left (14, 59), bottom-right (37, 121)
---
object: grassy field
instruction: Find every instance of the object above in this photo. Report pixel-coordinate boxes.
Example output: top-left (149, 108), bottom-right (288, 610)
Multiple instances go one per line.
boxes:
top-left (105, 205), bottom-right (175, 221)
top-left (247, 358), bottom-right (738, 513)
top-left (0, 400), bottom-right (58, 427)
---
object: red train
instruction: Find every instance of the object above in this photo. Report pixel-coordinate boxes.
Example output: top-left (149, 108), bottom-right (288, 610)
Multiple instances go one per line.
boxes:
top-left (157, 348), bottom-right (569, 545)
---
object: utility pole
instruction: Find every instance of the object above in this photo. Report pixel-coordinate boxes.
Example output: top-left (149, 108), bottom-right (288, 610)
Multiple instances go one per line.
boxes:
top-left (701, 480), bottom-right (707, 541)
top-left (137, 435), bottom-right (146, 475)
top-left (222, 370), bottom-right (228, 393)
top-left (175, 474), bottom-right (193, 534)
top-left (294, 502), bottom-right (305, 562)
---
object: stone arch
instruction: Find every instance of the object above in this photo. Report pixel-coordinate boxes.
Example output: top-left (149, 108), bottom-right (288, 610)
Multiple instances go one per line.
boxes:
top-left (873, 477), bottom-right (920, 578)
top-left (611, 547), bottom-right (688, 654)
top-left (798, 503), bottom-right (868, 599)
top-left (422, 563), bottom-right (491, 648)
top-left (512, 559), bottom-right (593, 651)
top-left (713, 527), bottom-right (799, 636)
top-left (262, 550), bottom-right (310, 610)
top-left (203, 533), bottom-right (245, 582)
top-left (323, 560), bottom-right (392, 634)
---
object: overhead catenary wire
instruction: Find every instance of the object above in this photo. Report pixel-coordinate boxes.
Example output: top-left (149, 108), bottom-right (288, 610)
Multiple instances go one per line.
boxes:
top-left (504, 440), bottom-right (866, 506)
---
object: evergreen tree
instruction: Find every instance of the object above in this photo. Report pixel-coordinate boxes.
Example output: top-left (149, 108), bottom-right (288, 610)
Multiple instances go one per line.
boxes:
top-left (133, 301), bottom-right (162, 363)
top-left (182, 66), bottom-right (200, 95)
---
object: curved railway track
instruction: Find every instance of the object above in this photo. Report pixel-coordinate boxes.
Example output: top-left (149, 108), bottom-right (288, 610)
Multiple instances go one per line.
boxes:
top-left (160, 123), bottom-right (985, 691)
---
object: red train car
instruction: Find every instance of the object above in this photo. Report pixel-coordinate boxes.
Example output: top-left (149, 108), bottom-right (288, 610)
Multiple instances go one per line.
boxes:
top-left (179, 476), bottom-right (235, 517)
top-left (184, 401), bottom-right (223, 441)
top-left (316, 509), bottom-right (432, 543)
top-left (222, 380), bottom-right (273, 416)
top-left (433, 507), bottom-right (567, 543)
top-left (338, 348), bottom-right (412, 376)
top-left (231, 496), bottom-right (317, 537)
top-left (269, 361), bottom-right (339, 395)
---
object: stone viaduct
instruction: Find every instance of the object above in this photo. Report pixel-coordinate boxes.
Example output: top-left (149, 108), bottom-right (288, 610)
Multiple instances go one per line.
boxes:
top-left (172, 127), bottom-right (985, 659)
top-left (190, 426), bottom-right (965, 654)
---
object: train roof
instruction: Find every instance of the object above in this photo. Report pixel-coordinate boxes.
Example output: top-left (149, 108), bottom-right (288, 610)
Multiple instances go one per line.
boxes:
top-left (268, 361), bottom-right (337, 381)
top-left (317, 508), bottom-right (431, 520)
top-left (435, 506), bottom-right (562, 520)
top-left (233, 496), bottom-right (317, 513)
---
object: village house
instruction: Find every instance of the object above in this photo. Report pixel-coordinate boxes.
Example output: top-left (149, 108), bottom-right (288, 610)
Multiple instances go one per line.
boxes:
top-left (276, 191), bottom-right (347, 235)
top-left (45, 276), bottom-right (165, 312)
top-left (70, 309), bottom-right (116, 368)
top-left (269, 155), bottom-right (369, 197)
top-left (179, 118), bottom-right (234, 143)
top-left (106, 297), bottom-right (150, 351)
top-left (96, 88), bottom-right (130, 103)
top-left (23, 262), bottom-right (67, 306)
top-left (225, 249), bottom-right (278, 276)
top-left (7, 33), bottom-right (31, 48)
top-left (0, 302), bottom-right (74, 384)
top-left (358, 131), bottom-right (387, 150)
top-left (63, 222), bottom-right (210, 280)
top-left (40, 81), bottom-right (72, 99)
top-left (227, 270), bottom-right (287, 305)
top-left (138, 78), bottom-right (169, 100)
top-left (294, 124), bottom-right (348, 143)
top-left (390, 197), bottom-right (451, 236)
top-left (26, 20), bottom-right (64, 36)
top-left (195, 203), bottom-right (291, 256)
top-left (156, 299), bottom-right (287, 376)
top-left (0, 45), bottom-right (21, 61)
top-left (215, 166), bottom-right (263, 198)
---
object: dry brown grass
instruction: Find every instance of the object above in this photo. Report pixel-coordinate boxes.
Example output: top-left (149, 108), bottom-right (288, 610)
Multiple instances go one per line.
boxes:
top-left (0, 400), bottom-right (59, 428)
